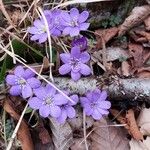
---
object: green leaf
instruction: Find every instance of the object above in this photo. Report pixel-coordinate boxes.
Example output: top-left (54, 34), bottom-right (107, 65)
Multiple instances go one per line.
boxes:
top-left (0, 58), bottom-right (6, 83)
top-left (25, 107), bottom-right (33, 114)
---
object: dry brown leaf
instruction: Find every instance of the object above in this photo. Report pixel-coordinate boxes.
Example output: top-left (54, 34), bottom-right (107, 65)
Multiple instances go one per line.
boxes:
top-left (136, 67), bottom-right (150, 78)
top-left (126, 109), bottom-right (143, 141)
top-left (129, 108), bottom-right (150, 150)
top-left (128, 43), bottom-right (144, 68)
top-left (95, 27), bottom-right (118, 49)
top-left (70, 138), bottom-right (91, 150)
top-left (119, 5), bottom-right (150, 36)
top-left (49, 118), bottom-right (73, 150)
top-left (3, 97), bottom-right (34, 150)
top-left (121, 61), bottom-right (131, 77)
top-left (90, 117), bottom-right (130, 150)
top-left (68, 108), bottom-right (94, 131)
top-left (144, 16), bottom-right (150, 31)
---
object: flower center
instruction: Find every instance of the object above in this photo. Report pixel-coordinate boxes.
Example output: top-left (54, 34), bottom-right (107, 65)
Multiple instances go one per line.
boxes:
top-left (91, 102), bottom-right (97, 108)
top-left (45, 97), bottom-right (53, 106)
top-left (69, 58), bottom-right (80, 70)
top-left (70, 19), bottom-right (78, 27)
top-left (18, 78), bottom-right (26, 86)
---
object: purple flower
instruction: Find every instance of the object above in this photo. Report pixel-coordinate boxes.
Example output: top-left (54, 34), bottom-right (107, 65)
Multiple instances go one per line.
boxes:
top-left (61, 8), bottom-right (90, 37)
top-left (59, 46), bottom-right (91, 81)
top-left (71, 37), bottom-right (88, 51)
top-left (6, 66), bottom-right (41, 99)
top-left (27, 10), bottom-right (55, 43)
top-left (28, 84), bottom-right (68, 118)
top-left (80, 89), bottom-right (111, 120)
top-left (56, 94), bottom-right (78, 124)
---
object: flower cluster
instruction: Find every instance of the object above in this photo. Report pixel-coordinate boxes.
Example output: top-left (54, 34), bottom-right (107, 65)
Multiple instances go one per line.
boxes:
top-left (5, 7), bottom-right (111, 124)
top-left (28, 8), bottom-right (90, 43)
top-left (28, 85), bottom-right (79, 123)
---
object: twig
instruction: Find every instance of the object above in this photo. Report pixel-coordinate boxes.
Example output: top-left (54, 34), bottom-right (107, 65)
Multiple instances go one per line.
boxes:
top-left (82, 111), bottom-right (88, 150)
top-left (37, 7), bottom-right (54, 82)
top-left (0, 0), bottom-right (14, 26)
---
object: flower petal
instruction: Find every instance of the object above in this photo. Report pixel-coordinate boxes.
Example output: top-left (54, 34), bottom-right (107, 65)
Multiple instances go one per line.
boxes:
top-left (6, 75), bottom-right (18, 85)
top-left (97, 107), bottom-right (109, 115)
top-left (57, 109), bottom-right (67, 124)
top-left (27, 77), bottom-right (41, 89)
top-left (70, 27), bottom-right (80, 37)
top-left (98, 101), bottom-right (111, 109)
top-left (34, 19), bottom-right (44, 28)
top-left (54, 94), bottom-right (68, 105)
top-left (80, 64), bottom-right (91, 76)
top-left (70, 8), bottom-right (79, 20)
top-left (27, 27), bottom-right (39, 34)
top-left (50, 106), bottom-right (61, 118)
top-left (92, 89), bottom-right (101, 101)
top-left (23, 68), bottom-right (35, 79)
top-left (71, 46), bottom-right (80, 58)
top-left (61, 11), bottom-right (72, 23)
top-left (80, 52), bottom-right (90, 63)
top-left (92, 109), bottom-right (102, 120)
top-left (60, 53), bottom-right (71, 63)
top-left (66, 106), bottom-right (76, 118)
top-left (98, 91), bottom-right (107, 101)
top-left (71, 71), bottom-right (81, 81)
top-left (14, 66), bottom-right (24, 77)
top-left (28, 97), bottom-right (42, 109)
top-left (68, 94), bottom-right (79, 105)
top-left (39, 105), bottom-right (51, 118)
top-left (9, 85), bottom-right (21, 96)
top-left (80, 97), bottom-right (89, 107)
top-left (59, 64), bottom-right (71, 75)
top-left (62, 27), bottom-right (72, 35)
top-left (22, 84), bottom-right (33, 99)
top-left (46, 84), bottom-right (56, 96)
top-left (38, 33), bottom-right (48, 43)
top-left (33, 87), bottom-right (46, 99)
top-left (79, 23), bottom-right (90, 31)
top-left (78, 11), bottom-right (89, 23)
top-left (84, 106), bottom-right (93, 116)
top-left (31, 34), bottom-right (41, 41)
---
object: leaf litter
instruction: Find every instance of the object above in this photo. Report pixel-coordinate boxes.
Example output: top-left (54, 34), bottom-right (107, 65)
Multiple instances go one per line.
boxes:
top-left (1, 1), bottom-right (150, 150)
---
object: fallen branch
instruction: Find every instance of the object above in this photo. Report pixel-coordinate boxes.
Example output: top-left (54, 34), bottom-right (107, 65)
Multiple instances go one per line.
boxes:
top-left (54, 77), bottom-right (150, 101)
top-left (3, 97), bottom-right (34, 150)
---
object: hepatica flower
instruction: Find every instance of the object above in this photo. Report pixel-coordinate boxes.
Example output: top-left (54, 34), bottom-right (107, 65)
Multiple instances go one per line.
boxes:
top-left (59, 46), bottom-right (91, 81)
top-left (6, 66), bottom-right (41, 99)
top-left (80, 89), bottom-right (111, 120)
top-left (28, 84), bottom-right (68, 118)
top-left (61, 8), bottom-right (90, 37)
top-left (56, 94), bottom-right (78, 124)
top-left (71, 36), bottom-right (88, 51)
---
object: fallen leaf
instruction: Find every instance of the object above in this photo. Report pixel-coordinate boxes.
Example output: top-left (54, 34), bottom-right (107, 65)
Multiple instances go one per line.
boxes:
top-left (95, 27), bottom-right (118, 49)
top-left (119, 5), bottom-right (150, 36)
top-left (121, 61), bottom-right (131, 77)
top-left (68, 107), bottom-right (94, 131)
top-left (90, 117), bottom-right (130, 150)
top-left (3, 97), bottom-right (34, 150)
top-left (136, 67), bottom-right (150, 78)
top-left (70, 138), bottom-right (91, 150)
top-left (128, 43), bottom-right (144, 68)
top-left (144, 16), bottom-right (150, 31)
top-left (126, 109), bottom-right (143, 141)
top-left (49, 118), bottom-right (73, 150)
top-left (129, 108), bottom-right (150, 150)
